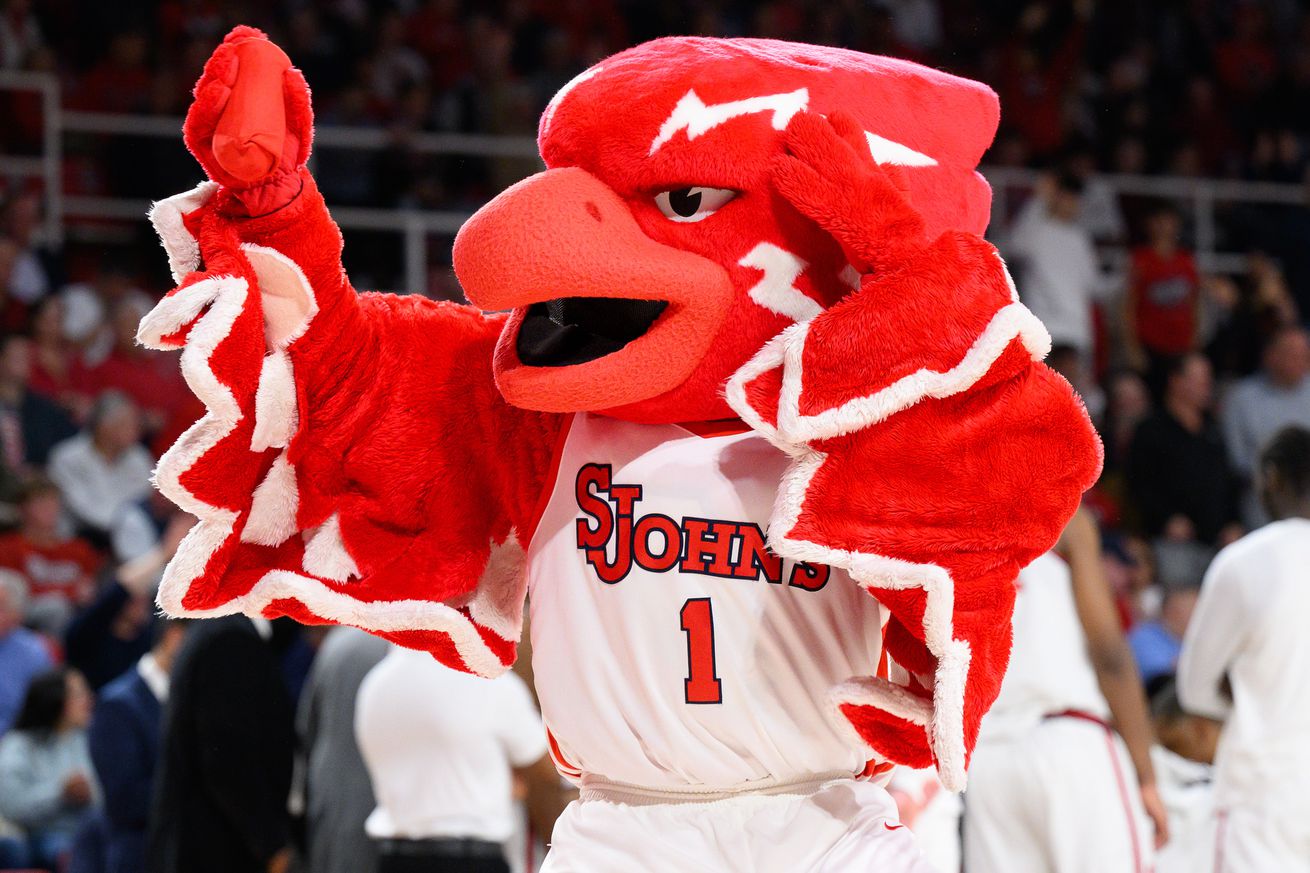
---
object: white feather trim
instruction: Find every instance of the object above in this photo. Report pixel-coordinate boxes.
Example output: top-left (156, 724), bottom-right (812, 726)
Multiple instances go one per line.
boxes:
top-left (302, 513), bottom-right (360, 582)
top-left (243, 450), bottom-right (299, 546)
top-left (148, 181), bottom-right (218, 284)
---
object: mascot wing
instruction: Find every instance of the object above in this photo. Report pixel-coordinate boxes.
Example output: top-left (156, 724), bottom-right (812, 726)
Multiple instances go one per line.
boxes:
top-left (728, 113), bottom-right (1103, 790)
top-left (138, 29), bottom-right (563, 677)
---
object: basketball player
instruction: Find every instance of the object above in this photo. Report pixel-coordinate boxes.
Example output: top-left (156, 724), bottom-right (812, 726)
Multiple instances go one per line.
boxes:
top-left (1178, 425), bottom-right (1310, 871)
top-left (963, 508), bottom-right (1168, 872)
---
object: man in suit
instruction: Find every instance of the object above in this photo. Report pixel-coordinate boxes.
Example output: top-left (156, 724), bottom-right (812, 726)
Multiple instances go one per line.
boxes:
top-left (297, 626), bottom-right (389, 873)
top-left (146, 615), bottom-right (294, 873)
top-left (89, 618), bottom-right (189, 873)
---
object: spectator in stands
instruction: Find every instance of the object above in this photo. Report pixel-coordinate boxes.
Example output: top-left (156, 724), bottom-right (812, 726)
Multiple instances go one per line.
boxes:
top-left (0, 477), bottom-right (104, 634)
top-left (67, 511), bottom-right (192, 693)
top-left (147, 614), bottom-right (295, 873)
top-left (1207, 251), bottom-right (1298, 378)
top-left (89, 618), bottom-right (189, 873)
top-left (0, 666), bottom-right (99, 870)
top-left (84, 299), bottom-right (185, 435)
top-left (1179, 426), bottom-right (1310, 871)
top-left (28, 296), bottom-right (92, 420)
top-left (0, 191), bottom-right (53, 305)
top-left (0, 333), bottom-right (78, 478)
top-left (0, 236), bottom-right (27, 334)
top-left (297, 627), bottom-right (389, 873)
top-left (1100, 369), bottom-right (1152, 474)
top-left (1006, 172), bottom-right (1103, 360)
top-left (1126, 352), bottom-right (1241, 546)
top-left (356, 645), bottom-right (569, 873)
top-left (1221, 326), bottom-right (1310, 525)
top-left (1124, 204), bottom-right (1202, 394)
top-left (47, 390), bottom-right (153, 552)
top-left (0, 568), bottom-right (52, 733)
top-left (0, 0), bottom-right (43, 71)
top-left (1128, 541), bottom-right (1208, 683)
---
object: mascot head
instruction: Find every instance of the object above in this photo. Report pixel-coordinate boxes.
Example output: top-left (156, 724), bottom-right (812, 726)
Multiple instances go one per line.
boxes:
top-left (453, 37), bottom-right (999, 423)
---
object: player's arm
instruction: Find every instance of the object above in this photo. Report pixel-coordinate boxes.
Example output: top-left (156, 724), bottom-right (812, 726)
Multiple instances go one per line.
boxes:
top-left (140, 27), bottom-right (565, 676)
top-left (515, 754), bottom-right (577, 842)
top-left (1059, 507), bottom-right (1168, 846)
top-left (730, 112), bottom-right (1102, 790)
top-left (1177, 552), bottom-right (1247, 720)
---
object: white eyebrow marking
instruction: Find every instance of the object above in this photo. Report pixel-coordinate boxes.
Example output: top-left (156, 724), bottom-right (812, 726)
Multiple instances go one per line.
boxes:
top-left (739, 242), bottom-right (823, 323)
top-left (650, 88), bottom-right (809, 155)
top-left (864, 131), bottom-right (937, 166)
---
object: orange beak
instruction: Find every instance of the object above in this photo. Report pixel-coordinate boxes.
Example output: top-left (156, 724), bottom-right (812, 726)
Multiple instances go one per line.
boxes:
top-left (453, 167), bottom-right (733, 413)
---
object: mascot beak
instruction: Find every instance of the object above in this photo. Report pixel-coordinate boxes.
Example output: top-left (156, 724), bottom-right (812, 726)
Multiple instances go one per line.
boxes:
top-left (453, 166), bottom-right (733, 413)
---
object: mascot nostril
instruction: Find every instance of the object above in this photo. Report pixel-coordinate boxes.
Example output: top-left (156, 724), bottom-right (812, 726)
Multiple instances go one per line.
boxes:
top-left (143, 28), bottom-right (1104, 871)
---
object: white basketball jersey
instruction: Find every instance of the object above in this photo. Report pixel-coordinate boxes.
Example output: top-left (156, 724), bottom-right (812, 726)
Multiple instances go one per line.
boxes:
top-left (527, 413), bottom-right (884, 790)
top-left (977, 551), bottom-right (1108, 743)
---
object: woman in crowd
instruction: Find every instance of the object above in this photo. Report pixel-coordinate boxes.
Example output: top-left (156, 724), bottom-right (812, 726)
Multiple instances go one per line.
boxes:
top-left (0, 666), bottom-right (100, 870)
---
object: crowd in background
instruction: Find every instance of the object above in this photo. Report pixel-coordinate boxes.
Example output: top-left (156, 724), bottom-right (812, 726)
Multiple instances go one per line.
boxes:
top-left (3, 1), bottom-right (1310, 871)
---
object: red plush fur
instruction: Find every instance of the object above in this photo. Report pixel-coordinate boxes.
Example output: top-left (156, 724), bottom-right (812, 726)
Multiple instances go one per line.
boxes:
top-left (146, 28), bottom-right (1103, 788)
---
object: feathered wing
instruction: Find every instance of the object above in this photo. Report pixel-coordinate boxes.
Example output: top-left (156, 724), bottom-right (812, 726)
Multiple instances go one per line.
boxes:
top-left (140, 172), bottom-right (564, 676)
top-left (728, 231), bottom-right (1101, 790)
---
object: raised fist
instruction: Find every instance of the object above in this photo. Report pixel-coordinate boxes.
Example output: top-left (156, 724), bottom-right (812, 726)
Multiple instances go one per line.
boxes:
top-left (184, 26), bottom-right (314, 216)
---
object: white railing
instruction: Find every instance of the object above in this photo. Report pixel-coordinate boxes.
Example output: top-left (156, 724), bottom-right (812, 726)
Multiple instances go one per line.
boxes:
top-left (3, 71), bottom-right (1307, 292)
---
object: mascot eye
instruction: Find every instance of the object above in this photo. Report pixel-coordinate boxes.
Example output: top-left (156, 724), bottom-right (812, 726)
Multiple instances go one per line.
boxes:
top-left (654, 187), bottom-right (736, 223)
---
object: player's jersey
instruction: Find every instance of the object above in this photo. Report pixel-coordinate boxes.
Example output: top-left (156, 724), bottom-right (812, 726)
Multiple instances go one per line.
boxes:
top-left (977, 551), bottom-right (1107, 743)
top-left (526, 413), bottom-right (884, 791)
top-left (1180, 518), bottom-right (1310, 813)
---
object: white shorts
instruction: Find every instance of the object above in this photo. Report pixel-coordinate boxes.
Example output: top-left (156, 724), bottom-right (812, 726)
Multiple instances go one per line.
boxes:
top-left (963, 714), bottom-right (1152, 873)
top-left (1214, 804), bottom-right (1310, 873)
top-left (541, 774), bottom-right (936, 873)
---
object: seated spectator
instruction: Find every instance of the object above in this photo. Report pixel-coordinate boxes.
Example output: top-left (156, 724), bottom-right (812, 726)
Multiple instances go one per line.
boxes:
top-left (28, 296), bottom-right (93, 421)
top-left (1206, 252), bottom-right (1298, 378)
top-left (0, 667), bottom-right (100, 870)
top-left (1126, 353), bottom-right (1241, 546)
top-left (1128, 541), bottom-right (1208, 683)
top-left (0, 477), bottom-right (105, 635)
top-left (1123, 204), bottom-right (1201, 395)
top-left (89, 618), bottom-right (189, 873)
top-left (1, 191), bottom-right (54, 305)
top-left (0, 568), bottom-right (53, 734)
top-left (47, 391), bottom-right (154, 553)
top-left (0, 236), bottom-right (31, 333)
top-left (1220, 326), bottom-right (1310, 526)
top-left (0, 333), bottom-right (78, 483)
top-left (83, 299), bottom-right (186, 436)
top-left (66, 511), bottom-right (193, 692)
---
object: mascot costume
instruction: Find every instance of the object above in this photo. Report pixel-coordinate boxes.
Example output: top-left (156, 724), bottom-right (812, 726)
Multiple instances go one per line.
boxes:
top-left (139, 27), bottom-right (1101, 871)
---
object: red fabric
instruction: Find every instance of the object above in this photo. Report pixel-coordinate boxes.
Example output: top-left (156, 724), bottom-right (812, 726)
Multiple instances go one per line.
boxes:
top-left (734, 111), bottom-right (1102, 774)
top-left (1130, 247), bottom-right (1199, 356)
top-left (0, 533), bottom-right (103, 604)
top-left (149, 30), bottom-right (1099, 781)
top-left (151, 171), bottom-right (562, 674)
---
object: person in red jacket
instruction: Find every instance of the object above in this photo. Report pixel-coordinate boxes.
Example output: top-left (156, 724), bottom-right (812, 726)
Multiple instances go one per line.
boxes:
top-left (1124, 203), bottom-right (1203, 395)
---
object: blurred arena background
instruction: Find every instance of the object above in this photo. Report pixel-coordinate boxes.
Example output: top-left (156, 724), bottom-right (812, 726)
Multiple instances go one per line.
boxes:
top-left (1, 1), bottom-right (1308, 872)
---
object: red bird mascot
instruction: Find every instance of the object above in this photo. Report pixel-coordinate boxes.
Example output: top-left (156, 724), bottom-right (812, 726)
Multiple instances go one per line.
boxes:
top-left (139, 28), bottom-right (1101, 871)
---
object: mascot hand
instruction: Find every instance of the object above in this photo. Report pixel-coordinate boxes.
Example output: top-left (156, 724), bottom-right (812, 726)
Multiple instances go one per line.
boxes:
top-left (773, 111), bottom-right (927, 275)
top-left (184, 26), bottom-right (313, 217)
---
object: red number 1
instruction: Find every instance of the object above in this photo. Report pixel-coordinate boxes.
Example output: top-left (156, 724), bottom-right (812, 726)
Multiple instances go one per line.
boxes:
top-left (680, 598), bottom-right (722, 704)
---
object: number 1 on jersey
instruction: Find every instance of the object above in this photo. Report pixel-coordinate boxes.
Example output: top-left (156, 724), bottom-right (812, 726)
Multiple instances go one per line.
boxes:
top-left (680, 597), bottom-right (723, 704)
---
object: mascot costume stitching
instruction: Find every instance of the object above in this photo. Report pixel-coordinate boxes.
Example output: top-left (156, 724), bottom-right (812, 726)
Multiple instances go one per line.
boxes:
top-left (139, 27), bottom-right (1101, 871)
